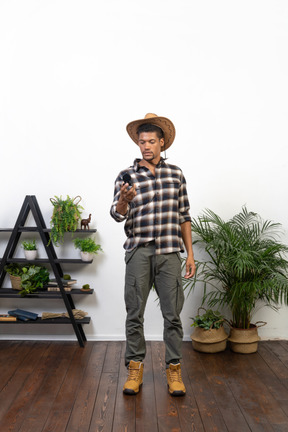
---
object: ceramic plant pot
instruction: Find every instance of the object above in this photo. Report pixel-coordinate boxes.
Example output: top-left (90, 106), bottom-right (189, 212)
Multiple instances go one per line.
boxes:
top-left (80, 251), bottom-right (94, 262)
top-left (24, 250), bottom-right (37, 260)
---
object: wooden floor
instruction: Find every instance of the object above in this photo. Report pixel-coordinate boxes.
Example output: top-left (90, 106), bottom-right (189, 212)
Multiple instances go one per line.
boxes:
top-left (0, 340), bottom-right (288, 432)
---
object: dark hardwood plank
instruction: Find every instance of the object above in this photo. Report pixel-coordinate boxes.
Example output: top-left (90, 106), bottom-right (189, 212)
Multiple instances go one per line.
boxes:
top-left (0, 341), bottom-right (35, 391)
top-left (151, 341), bottom-right (183, 432)
top-left (196, 348), bottom-right (250, 432)
top-left (19, 342), bottom-right (78, 432)
top-left (112, 342), bottom-right (136, 432)
top-left (0, 340), bottom-right (287, 431)
top-left (135, 341), bottom-right (158, 432)
top-left (0, 342), bottom-right (61, 431)
top-left (89, 371), bottom-right (119, 432)
top-left (42, 342), bottom-right (94, 432)
top-left (102, 341), bottom-right (123, 373)
top-left (220, 348), bottom-right (288, 432)
top-left (66, 342), bottom-right (108, 431)
top-left (183, 344), bottom-right (229, 432)
top-left (0, 342), bottom-right (50, 422)
top-left (175, 344), bottom-right (205, 432)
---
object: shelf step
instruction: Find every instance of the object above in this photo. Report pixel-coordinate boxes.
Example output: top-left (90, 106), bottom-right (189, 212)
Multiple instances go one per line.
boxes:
top-left (0, 288), bottom-right (94, 298)
top-left (0, 317), bottom-right (91, 324)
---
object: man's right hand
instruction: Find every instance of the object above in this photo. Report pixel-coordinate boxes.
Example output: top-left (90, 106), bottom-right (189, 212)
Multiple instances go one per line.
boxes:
top-left (116, 183), bottom-right (137, 215)
top-left (120, 183), bottom-right (137, 203)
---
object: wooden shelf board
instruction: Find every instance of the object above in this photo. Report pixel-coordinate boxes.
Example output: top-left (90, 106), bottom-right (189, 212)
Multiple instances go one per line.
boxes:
top-left (0, 228), bottom-right (96, 233)
top-left (0, 288), bottom-right (94, 298)
top-left (0, 317), bottom-right (91, 324)
top-left (2, 258), bottom-right (93, 264)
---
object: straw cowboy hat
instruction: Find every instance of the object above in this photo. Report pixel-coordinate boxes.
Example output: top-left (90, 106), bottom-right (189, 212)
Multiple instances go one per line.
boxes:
top-left (126, 113), bottom-right (176, 151)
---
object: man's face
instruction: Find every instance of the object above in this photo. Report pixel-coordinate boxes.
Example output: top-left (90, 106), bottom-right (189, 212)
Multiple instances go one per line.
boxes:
top-left (137, 132), bottom-right (164, 163)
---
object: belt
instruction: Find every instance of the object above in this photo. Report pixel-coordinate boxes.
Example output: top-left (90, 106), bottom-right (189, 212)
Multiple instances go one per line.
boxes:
top-left (141, 240), bottom-right (155, 247)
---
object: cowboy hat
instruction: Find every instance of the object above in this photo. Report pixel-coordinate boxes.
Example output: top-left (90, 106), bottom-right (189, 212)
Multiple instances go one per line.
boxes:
top-left (126, 113), bottom-right (176, 151)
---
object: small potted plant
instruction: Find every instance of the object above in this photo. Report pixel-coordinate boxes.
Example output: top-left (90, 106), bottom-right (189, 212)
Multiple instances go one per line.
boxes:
top-left (73, 237), bottom-right (102, 261)
top-left (190, 308), bottom-right (228, 353)
top-left (19, 264), bottom-right (50, 297)
top-left (4, 263), bottom-right (50, 295)
top-left (49, 195), bottom-right (83, 246)
top-left (22, 239), bottom-right (37, 260)
top-left (4, 263), bottom-right (24, 290)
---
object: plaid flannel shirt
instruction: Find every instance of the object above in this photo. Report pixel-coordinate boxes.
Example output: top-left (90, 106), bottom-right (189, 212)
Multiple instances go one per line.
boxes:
top-left (110, 158), bottom-right (191, 255)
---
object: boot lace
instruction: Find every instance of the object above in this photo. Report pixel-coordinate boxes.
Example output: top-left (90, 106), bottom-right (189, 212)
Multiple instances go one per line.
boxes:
top-left (169, 367), bottom-right (182, 383)
top-left (127, 366), bottom-right (140, 381)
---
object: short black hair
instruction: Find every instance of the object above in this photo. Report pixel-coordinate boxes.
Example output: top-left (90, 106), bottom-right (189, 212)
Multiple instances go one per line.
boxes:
top-left (137, 123), bottom-right (164, 140)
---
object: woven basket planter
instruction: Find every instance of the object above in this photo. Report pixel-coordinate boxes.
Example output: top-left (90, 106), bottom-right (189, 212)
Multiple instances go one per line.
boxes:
top-left (191, 326), bottom-right (228, 353)
top-left (10, 275), bottom-right (22, 290)
top-left (228, 324), bottom-right (263, 354)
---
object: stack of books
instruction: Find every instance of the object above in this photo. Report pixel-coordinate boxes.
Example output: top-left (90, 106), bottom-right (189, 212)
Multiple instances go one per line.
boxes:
top-left (7, 309), bottom-right (38, 321)
top-left (47, 278), bottom-right (77, 292)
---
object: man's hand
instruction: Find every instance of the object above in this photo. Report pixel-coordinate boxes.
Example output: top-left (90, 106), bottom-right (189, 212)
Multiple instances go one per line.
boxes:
top-left (120, 183), bottom-right (137, 203)
top-left (116, 183), bottom-right (137, 216)
top-left (184, 255), bottom-right (196, 279)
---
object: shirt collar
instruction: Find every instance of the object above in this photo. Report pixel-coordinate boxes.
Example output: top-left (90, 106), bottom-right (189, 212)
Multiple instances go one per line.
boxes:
top-left (134, 157), bottom-right (166, 172)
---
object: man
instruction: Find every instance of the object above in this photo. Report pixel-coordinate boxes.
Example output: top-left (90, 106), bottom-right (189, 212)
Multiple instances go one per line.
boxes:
top-left (110, 113), bottom-right (196, 396)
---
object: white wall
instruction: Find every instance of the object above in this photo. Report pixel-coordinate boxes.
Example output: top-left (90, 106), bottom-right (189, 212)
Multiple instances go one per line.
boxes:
top-left (0, 0), bottom-right (287, 341)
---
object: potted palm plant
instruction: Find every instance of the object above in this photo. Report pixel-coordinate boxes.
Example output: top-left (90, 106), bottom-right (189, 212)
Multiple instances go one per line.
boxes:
top-left (190, 308), bottom-right (228, 353)
top-left (183, 206), bottom-right (288, 353)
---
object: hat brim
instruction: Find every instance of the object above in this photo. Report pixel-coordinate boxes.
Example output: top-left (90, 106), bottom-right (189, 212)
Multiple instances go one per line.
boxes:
top-left (126, 116), bottom-right (175, 151)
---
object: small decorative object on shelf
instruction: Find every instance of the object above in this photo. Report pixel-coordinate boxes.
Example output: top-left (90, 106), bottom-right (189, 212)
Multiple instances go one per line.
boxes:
top-left (81, 214), bottom-right (92, 230)
top-left (74, 237), bottom-right (102, 262)
top-left (22, 239), bottom-right (37, 260)
top-left (49, 195), bottom-right (84, 246)
top-left (81, 284), bottom-right (92, 292)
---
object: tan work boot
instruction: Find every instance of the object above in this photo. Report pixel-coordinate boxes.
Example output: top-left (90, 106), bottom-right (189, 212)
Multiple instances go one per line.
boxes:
top-left (166, 363), bottom-right (186, 396)
top-left (123, 360), bottom-right (144, 395)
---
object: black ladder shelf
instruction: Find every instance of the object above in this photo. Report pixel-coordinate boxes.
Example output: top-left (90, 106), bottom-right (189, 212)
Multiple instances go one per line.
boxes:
top-left (0, 195), bottom-right (95, 347)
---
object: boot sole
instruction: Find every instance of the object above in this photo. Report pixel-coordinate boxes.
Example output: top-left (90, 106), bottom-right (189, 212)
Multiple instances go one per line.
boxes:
top-left (123, 383), bottom-right (143, 395)
top-left (168, 387), bottom-right (186, 397)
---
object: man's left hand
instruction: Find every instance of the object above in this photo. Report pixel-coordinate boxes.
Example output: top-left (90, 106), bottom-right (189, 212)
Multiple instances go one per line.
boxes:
top-left (184, 256), bottom-right (196, 279)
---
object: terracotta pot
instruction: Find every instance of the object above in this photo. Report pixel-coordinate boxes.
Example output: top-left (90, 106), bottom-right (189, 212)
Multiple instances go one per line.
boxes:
top-left (191, 326), bottom-right (228, 353)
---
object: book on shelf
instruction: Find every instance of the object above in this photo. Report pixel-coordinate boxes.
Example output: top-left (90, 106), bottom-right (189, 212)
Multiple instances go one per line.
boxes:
top-left (0, 314), bottom-right (17, 321)
top-left (8, 309), bottom-right (38, 321)
top-left (47, 286), bottom-right (72, 292)
top-left (48, 278), bottom-right (77, 286)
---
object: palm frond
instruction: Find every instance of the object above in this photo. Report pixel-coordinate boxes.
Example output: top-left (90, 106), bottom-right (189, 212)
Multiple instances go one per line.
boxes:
top-left (185, 206), bottom-right (288, 328)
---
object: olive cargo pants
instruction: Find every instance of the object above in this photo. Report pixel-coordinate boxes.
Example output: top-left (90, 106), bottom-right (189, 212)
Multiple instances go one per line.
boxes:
top-left (124, 242), bottom-right (185, 367)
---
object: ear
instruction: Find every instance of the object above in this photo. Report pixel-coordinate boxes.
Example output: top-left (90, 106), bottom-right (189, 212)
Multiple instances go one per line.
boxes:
top-left (160, 138), bottom-right (165, 148)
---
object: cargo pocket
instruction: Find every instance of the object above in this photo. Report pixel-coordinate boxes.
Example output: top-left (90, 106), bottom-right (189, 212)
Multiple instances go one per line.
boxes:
top-left (124, 274), bottom-right (139, 310)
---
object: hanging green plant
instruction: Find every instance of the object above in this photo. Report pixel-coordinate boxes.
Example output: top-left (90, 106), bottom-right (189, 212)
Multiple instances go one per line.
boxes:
top-left (49, 195), bottom-right (84, 246)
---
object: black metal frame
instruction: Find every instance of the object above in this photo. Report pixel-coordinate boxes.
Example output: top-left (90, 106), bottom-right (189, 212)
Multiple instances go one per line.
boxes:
top-left (0, 195), bottom-right (94, 347)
